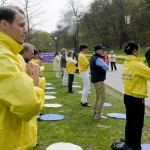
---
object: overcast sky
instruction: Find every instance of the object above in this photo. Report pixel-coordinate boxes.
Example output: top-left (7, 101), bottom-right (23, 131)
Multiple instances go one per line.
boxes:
top-left (4, 0), bottom-right (94, 33)
top-left (35, 0), bottom-right (94, 33)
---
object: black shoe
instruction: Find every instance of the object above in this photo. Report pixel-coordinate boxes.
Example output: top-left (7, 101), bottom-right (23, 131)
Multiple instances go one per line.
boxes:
top-left (37, 118), bottom-right (42, 121)
top-left (40, 113), bottom-right (45, 116)
top-left (81, 102), bottom-right (91, 107)
top-left (36, 143), bottom-right (40, 147)
top-left (34, 142), bottom-right (40, 148)
top-left (63, 85), bottom-right (67, 87)
top-left (81, 102), bottom-right (89, 104)
top-left (68, 91), bottom-right (75, 93)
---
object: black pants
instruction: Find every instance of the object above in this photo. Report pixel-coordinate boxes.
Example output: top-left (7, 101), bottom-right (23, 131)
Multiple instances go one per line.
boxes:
top-left (68, 74), bottom-right (74, 92)
top-left (110, 62), bottom-right (117, 70)
top-left (61, 69), bottom-right (63, 79)
top-left (124, 94), bottom-right (145, 150)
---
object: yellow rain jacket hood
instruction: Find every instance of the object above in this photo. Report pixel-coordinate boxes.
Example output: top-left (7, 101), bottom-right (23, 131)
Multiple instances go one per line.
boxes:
top-left (122, 55), bottom-right (150, 98)
top-left (0, 32), bottom-right (45, 150)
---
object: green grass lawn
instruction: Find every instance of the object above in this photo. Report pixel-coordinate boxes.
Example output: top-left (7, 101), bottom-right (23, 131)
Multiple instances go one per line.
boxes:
top-left (34, 63), bottom-right (150, 150)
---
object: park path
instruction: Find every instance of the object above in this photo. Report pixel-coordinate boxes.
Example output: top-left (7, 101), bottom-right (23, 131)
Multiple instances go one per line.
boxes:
top-left (105, 64), bottom-right (150, 107)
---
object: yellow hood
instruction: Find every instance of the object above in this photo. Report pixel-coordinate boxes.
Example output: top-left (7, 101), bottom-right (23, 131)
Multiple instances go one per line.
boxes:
top-left (125, 55), bottom-right (144, 63)
top-left (122, 55), bottom-right (150, 98)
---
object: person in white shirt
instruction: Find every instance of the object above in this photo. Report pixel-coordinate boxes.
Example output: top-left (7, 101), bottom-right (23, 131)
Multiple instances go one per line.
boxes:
top-left (109, 51), bottom-right (117, 71)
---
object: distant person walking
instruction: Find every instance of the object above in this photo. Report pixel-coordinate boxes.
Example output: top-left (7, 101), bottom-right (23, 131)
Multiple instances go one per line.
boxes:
top-left (112, 41), bottom-right (150, 150)
top-left (78, 44), bottom-right (91, 107)
top-left (109, 51), bottom-right (117, 71)
top-left (103, 51), bottom-right (109, 65)
top-left (90, 44), bottom-right (109, 119)
top-left (145, 47), bottom-right (150, 68)
top-left (60, 48), bottom-right (68, 86)
top-left (53, 52), bottom-right (61, 78)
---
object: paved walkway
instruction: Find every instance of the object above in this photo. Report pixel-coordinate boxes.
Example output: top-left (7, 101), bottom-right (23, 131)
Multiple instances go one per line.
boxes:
top-left (105, 64), bottom-right (150, 107)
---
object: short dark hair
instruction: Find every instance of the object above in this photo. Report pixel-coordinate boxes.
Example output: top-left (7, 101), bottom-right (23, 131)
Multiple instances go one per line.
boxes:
top-left (80, 44), bottom-right (88, 51)
top-left (34, 49), bottom-right (39, 55)
top-left (0, 6), bottom-right (24, 24)
top-left (123, 41), bottom-right (139, 55)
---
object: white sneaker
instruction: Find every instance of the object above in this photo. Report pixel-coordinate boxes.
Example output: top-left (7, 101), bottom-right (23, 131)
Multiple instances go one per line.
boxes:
top-left (95, 115), bottom-right (107, 120)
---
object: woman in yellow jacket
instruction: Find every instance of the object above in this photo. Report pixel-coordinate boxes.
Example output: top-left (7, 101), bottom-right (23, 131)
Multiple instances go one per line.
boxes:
top-left (66, 51), bottom-right (77, 93)
top-left (118, 41), bottom-right (150, 150)
top-left (31, 49), bottom-right (46, 90)
top-left (31, 49), bottom-right (45, 74)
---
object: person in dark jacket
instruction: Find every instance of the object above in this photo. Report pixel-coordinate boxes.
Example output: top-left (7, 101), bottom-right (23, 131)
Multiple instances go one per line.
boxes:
top-left (145, 47), bottom-right (150, 68)
top-left (60, 48), bottom-right (68, 86)
top-left (90, 44), bottom-right (109, 119)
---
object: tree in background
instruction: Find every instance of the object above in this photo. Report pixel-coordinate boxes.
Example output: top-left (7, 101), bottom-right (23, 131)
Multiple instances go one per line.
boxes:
top-left (128, 0), bottom-right (150, 46)
top-left (17, 0), bottom-right (47, 42)
top-left (58, 0), bottom-right (86, 51)
top-left (2, 0), bottom-right (150, 50)
top-left (79, 0), bottom-right (129, 49)
top-left (0, 0), bottom-right (16, 6)
top-left (58, 0), bottom-right (150, 50)
top-left (30, 31), bottom-right (54, 53)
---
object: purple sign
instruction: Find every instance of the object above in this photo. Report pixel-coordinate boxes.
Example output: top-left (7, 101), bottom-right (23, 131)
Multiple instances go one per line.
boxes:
top-left (40, 53), bottom-right (54, 63)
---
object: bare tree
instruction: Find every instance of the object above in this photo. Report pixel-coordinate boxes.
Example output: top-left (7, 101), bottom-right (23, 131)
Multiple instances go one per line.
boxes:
top-left (0, 0), bottom-right (6, 6)
top-left (60, 0), bottom-right (87, 52)
top-left (0, 0), bottom-right (15, 7)
top-left (17, 0), bottom-right (47, 42)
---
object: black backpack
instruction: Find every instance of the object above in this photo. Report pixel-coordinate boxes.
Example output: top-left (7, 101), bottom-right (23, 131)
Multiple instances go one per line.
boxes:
top-left (111, 139), bottom-right (132, 150)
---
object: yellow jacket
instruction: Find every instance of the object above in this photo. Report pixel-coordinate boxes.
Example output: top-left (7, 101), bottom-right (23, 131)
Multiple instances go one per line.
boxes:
top-left (0, 32), bottom-right (45, 150)
top-left (31, 59), bottom-right (46, 90)
top-left (31, 59), bottom-right (45, 74)
top-left (31, 59), bottom-right (40, 67)
top-left (39, 77), bottom-right (46, 90)
top-left (78, 53), bottom-right (89, 72)
top-left (66, 58), bottom-right (76, 74)
top-left (122, 55), bottom-right (150, 98)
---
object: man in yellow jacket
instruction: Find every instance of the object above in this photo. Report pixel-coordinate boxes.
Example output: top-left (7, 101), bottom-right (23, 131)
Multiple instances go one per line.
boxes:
top-left (21, 43), bottom-right (46, 91)
top-left (0, 6), bottom-right (45, 150)
top-left (78, 44), bottom-right (91, 107)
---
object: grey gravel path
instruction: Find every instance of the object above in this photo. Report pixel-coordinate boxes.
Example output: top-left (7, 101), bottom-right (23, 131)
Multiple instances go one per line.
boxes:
top-left (105, 64), bottom-right (150, 107)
